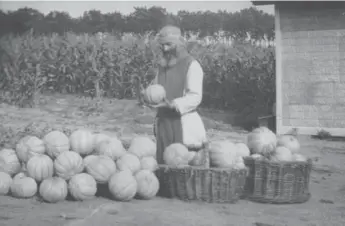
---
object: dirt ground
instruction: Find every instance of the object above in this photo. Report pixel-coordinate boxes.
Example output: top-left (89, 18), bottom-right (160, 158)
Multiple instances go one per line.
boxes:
top-left (0, 94), bottom-right (345, 226)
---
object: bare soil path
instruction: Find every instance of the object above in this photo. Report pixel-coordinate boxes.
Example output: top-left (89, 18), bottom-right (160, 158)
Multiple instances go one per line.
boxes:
top-left (0, 94), bottom-right (344, 226)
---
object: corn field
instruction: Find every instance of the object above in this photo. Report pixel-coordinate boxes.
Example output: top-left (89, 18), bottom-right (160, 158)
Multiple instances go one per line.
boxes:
top-left (0, 31), bottom-right (275, 114)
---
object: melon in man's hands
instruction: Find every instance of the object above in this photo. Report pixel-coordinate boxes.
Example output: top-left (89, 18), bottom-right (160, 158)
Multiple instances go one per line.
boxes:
top-left (143, 84), bottom-right (166, 105)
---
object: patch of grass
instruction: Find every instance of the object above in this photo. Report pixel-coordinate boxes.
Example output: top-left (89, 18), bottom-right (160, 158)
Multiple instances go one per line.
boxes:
top-left (312, 129), bottom-right (331, 140)
top-left (312, 129), bottom-right (345, 142)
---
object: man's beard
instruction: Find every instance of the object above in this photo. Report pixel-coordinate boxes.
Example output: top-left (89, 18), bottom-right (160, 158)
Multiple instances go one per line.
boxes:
top-left (158, 49), bottom-right (178, 68)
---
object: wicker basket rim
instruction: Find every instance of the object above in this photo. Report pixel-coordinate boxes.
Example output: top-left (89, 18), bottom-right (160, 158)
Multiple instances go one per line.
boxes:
top-left (158, 164), bottom-right (248, 172)
top-left (243, 156), bottom-right (313, 165)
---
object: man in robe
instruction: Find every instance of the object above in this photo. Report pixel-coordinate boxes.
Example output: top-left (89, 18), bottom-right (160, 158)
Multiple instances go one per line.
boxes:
top-left (144, 25), bottom-right (207, 164)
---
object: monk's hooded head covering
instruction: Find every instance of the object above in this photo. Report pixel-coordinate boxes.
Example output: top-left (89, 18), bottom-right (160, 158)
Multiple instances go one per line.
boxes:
top-left (157, 25), bottom-right (185, 46)
top-left (156, 25), bottom-right (188, 68)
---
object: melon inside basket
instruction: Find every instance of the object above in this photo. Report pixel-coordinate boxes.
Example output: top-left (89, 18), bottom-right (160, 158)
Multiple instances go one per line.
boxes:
top-left (155, 141), bottom-right (249, 204)
top-left (243, 127), bottom-right (313, 204)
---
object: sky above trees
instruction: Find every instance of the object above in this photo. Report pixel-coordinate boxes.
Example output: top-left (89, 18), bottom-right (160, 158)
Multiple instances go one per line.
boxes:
top-left (0, 1), bottom-right (274, 18)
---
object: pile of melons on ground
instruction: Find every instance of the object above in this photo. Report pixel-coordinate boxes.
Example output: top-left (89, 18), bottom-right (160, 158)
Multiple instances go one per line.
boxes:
top-left (246, 127), bottom-right (308, 162)
top-left (0, 129), bottom-right (160, 203)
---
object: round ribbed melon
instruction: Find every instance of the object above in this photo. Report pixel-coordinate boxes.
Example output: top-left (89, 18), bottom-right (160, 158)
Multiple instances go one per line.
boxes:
top-left (68, 173), bottom-right (97, 201)
top-left (43, 131), bottom-right (70, 158)
top-left (0, 148), bottom-right (21, 176)
top-left (11, 175), bottom-right (37, 199)
top-left (26, 154), bottom-right (54, 182)
top-left (54, 151), bottom-right (84, 180)
top-left (163, 143), bottom-right (190, 167)
top-left (85, 155), bottom-right (116, 184)
top-left (140, 157), bottom-right (158, 172)
top-left (247, 127), bottom-right (277, 157)
top-left (69, 129), bottom-right (94, 156)
top-left (128, 136), bottom-right (156, 159)
top-left (39, 177), bottom-right (68, 203)
top-left (135, 170), bottom-right (159, 200)
top-left (143, 84), bottom-right (166, 105)
top-left (116, 153), bottom-right (141, 174)
top-left (16, 136), bottom-right (45, 162)
top-left (108, 170), bottom-right (137, 201)
top-left (95, 138), bottom-right (126, 161)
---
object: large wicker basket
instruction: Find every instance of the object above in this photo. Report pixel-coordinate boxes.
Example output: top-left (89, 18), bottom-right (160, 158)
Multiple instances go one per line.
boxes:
top-left (243, 157), bottom-right (312, 204)
top-left (155, 143), bottom-right (248, 203)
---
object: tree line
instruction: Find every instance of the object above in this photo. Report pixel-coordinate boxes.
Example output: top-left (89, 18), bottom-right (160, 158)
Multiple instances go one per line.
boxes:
top-left (0, 6), bottom-right (274, 40)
